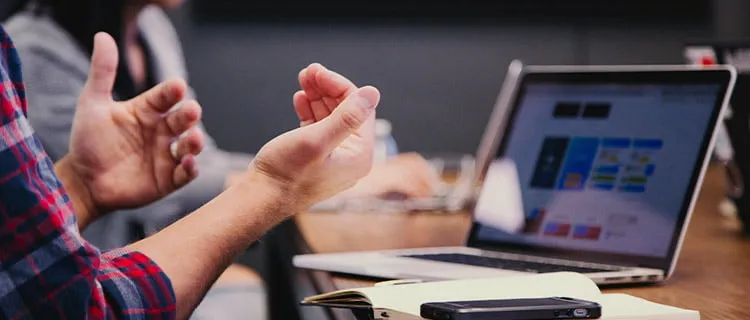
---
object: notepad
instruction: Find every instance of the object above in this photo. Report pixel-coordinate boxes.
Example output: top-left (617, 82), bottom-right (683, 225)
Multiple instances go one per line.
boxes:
top-left (301, 272), bottom-right (699, 319)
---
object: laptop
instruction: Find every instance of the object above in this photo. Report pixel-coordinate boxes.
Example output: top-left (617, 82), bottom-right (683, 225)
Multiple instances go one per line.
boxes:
top-left (293, 62), bottom-right (737, 285)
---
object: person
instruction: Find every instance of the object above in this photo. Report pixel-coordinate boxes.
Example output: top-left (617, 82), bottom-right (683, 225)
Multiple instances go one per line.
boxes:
top-left (4, 1), bottom-right (438, 318)
top-left (4, 0), bottom-right (438, 250)
top-left (0, 22), bottom-right (381, 319)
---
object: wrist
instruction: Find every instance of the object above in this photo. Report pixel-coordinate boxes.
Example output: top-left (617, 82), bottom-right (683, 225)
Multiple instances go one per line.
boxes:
top-left (230, 170), bottom-right (301, 219)
top-left (55, 156), bottom-right (100, 229)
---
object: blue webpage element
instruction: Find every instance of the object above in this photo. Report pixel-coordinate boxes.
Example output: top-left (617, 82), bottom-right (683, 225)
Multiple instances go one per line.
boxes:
top-left (592, 183), bottom-right (615, 190)
top-left (556, 137), bottom-right (599, 190)
top-left (601, 138), bottom-right (631, 148)
top-left (633, 139), bottom-right (663, 149)
top-left (620, 185), bottom-right (647, 193)
top-left (645, 164), bottom-right (655, 176)
top-left (595, 165), bottom-right (619, 175)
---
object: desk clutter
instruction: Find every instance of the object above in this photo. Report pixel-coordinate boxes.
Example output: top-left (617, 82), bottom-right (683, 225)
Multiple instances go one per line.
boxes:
top-left (301, 272), bottom-right (698, 320)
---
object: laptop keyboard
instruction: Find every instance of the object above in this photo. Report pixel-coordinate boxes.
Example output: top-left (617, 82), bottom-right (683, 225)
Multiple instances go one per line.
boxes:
top-left (402, 253), bottom-right (613, 274)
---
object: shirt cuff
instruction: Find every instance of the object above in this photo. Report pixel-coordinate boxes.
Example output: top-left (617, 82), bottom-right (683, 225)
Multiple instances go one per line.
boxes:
top-left (98, 249), bottom-right (177, 318)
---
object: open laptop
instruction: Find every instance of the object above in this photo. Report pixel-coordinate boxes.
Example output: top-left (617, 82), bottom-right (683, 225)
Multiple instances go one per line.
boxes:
top-left (293, 62), bottom-right (737, 285)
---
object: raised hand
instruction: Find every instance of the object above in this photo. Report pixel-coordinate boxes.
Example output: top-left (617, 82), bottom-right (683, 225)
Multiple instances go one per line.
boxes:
top-left (292, 63), bottom-right (439, 200)
top-left (247, 64), bottom-right (380, 208)
top-left (61, 32), bottom-right (205, 221)
top-left (293, 63), bottom-right (358, 126)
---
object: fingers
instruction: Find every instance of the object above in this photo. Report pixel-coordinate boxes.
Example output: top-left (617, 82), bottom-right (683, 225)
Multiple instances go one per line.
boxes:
top-left (386, 180), bottom-right (433, 198)
top-left (399, 165), bottom-right (440, 198)
top-left (300, 63), bottom-right (357, 100)
top-left (298, 64), bottom-right (324, 100)
top-left (173, 154), bottom-right (199, 189)
top-left (306, 66), bottom-right (333, 122)
top-left (81, 32), bottom-right (119, 101)
top-left (315, 86), bottom-right (380, 150)
top-left (375, 153), bottom-right (440, 198)
top-left (394, 153), bottom-right (441, 186)
top-left (293, 90), bottom-right (315, 126)
top-left (170, 128), bottom-right (204, 189)
top-left (315, 66), bottom-right (357, 105)
top-left (298, 63), bottom-right (358, 121)
top-left (165, 99), bottom-right (202, 136)
top-left (171, 128), bottom-right (205, 161)
top-left (128, 78), bottom-right (188, 118)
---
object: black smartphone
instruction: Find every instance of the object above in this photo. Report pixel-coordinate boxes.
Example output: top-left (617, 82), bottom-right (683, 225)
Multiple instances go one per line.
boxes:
top-left (420, 297), bottom-right (601, 320)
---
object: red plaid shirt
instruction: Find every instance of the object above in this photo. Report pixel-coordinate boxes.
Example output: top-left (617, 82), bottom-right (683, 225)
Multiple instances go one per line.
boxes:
top-left (0, 26), bottom-right (176, 319)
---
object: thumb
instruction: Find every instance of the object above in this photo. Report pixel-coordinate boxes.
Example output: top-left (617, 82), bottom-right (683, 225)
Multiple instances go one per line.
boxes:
top-left (314, 86), bottom-right (380, 149)
top-left (82, 32), bottom-right (118, 101)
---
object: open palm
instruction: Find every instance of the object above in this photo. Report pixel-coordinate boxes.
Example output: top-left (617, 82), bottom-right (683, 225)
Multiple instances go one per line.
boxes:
top-left (67, 33), bottom-right (205, 214)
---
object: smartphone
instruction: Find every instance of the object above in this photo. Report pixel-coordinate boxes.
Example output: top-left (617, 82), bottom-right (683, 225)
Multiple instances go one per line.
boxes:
top-left (420, 297), bottom-right (601, 320)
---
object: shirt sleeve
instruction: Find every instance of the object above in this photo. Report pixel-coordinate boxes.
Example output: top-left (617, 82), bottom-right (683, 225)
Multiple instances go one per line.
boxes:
top-left (0, 32), bottom-right (176, 319)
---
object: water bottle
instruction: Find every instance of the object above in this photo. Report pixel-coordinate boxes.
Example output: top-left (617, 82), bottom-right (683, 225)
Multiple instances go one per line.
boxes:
top-left (374, 119), bottom-right (398, 164)
top-left (714, 122), bottom-right (734, 162)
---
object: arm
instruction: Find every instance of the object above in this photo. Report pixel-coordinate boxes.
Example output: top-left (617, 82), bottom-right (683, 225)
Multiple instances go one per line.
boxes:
top-left (128, 172), bottom-right (288, 318)
top-left (18, 32), bottom-right (376, 319)
top-left (129, 83), bottom-right (380, 319)
top-left (0, 47), bottom-right (176, 319)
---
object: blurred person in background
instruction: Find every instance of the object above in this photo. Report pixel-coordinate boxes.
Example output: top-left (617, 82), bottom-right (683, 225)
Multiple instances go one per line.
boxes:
top-left (4, 0), bottom-right (438, 319)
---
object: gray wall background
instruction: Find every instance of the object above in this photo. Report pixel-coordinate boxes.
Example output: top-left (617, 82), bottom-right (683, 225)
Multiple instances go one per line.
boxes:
top-left (167, 3), bottom-right (734, 157)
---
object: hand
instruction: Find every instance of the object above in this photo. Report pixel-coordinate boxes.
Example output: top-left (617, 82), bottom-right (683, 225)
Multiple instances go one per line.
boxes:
top-left (244, 64), bottom-right (380, 209)
top-left (59, 32), bottom-right (205, 225)
top-left (345, 152), bottom-right (441, 199)
top-left (293, 64), bottom-right (438, 200)
top-left (293, 63), bottom-right (358, 126)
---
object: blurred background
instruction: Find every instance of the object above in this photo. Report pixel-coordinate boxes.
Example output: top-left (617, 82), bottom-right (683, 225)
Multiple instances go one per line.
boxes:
top-left (2, 1), bottom-right (750, 319)
top-left (156, 0), bottom-right (749, 156)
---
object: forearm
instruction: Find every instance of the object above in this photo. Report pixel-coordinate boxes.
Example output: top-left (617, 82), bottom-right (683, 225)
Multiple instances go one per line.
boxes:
top-left (223, 152), bottom-right (254, 189)
top-left (54, 155), bottom-right (99, 230)
top-left (127, 172), bottom-right (295, 319)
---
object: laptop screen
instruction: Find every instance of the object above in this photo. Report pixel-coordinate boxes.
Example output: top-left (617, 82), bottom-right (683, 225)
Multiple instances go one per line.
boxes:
top-left (472, 77), bottom-right (724, 264)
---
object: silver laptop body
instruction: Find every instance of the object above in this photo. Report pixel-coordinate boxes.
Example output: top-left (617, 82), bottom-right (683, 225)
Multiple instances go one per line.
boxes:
top-left (294, 62), bottom-right (737, 285)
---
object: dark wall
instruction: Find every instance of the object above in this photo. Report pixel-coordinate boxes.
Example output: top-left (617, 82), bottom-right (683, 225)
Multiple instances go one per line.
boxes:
top-left (169, 4), bottom-right (713, 156)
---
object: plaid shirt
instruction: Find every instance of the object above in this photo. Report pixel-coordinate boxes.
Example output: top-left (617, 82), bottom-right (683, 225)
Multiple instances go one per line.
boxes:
top-left (0, 26), bottom-right (176, 319)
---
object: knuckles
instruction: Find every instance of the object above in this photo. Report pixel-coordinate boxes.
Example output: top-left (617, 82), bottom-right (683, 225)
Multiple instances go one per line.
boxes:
top-left (338, 108), bottom-right (364, 131)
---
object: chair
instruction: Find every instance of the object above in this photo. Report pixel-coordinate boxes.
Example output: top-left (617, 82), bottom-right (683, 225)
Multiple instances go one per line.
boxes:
top-left (262, 218), bottom-right (355, 320)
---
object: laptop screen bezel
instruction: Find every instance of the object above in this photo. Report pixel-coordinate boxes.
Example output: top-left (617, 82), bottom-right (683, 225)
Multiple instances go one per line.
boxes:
top-left (466, 66), bottom-right (734, 271)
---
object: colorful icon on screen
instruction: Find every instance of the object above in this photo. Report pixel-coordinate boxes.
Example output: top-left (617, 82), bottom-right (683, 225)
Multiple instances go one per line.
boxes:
top-left (543, 222), bottom-right (572, 237)
top-left (572, 225), bottom-right (603, 240)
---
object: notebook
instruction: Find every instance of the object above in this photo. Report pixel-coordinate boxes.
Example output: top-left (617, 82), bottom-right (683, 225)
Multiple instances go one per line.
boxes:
top-left (301, 272), bottom-right (698, 320)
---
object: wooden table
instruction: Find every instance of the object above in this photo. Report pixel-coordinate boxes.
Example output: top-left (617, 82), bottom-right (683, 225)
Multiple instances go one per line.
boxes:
top-left (296, 164), bottom-right (750, 320)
